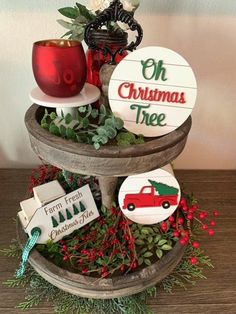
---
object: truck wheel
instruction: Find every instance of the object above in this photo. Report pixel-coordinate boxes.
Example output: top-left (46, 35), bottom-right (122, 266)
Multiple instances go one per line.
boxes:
top-left (162, 201), bottom-right (170, 209)
top-left (127, 203), bottom-right (136, 211)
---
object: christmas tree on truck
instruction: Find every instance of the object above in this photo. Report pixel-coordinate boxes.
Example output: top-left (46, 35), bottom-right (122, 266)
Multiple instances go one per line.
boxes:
top-left (148, 180), bottom-right (179, 196)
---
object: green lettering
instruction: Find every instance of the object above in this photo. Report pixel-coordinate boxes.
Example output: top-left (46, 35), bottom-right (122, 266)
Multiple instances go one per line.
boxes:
top-left (141, 59), bottom-right (168, 81)
top-left (157, 113), bottom-right (167, 126)
top-left (130, 104), bottom-right (151, 124)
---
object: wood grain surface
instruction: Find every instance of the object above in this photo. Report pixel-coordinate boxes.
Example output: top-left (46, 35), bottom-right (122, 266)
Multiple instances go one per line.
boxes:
top-left (0, 169), bottom-right (235, 313)
top-left (24, 105), bottom-right (192, 176)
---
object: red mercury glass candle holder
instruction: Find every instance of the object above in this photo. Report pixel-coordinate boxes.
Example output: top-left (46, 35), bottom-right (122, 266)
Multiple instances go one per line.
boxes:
top-left (32, 39), bottom-right (87, 98)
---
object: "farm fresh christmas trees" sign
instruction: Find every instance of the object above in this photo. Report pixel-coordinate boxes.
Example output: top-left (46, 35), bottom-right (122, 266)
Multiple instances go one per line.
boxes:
top-left (109, 46), bottom-right (197, 137)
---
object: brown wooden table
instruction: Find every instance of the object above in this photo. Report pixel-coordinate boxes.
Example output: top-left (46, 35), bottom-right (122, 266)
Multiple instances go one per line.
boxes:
top-left (0, 169), bottom-right (235, 313)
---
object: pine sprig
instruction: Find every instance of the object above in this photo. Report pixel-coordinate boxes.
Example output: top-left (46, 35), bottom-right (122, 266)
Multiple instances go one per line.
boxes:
top-left (0, 239), bottom-right (22, 258)
top-left (161, 247), bottom-right (213, 293)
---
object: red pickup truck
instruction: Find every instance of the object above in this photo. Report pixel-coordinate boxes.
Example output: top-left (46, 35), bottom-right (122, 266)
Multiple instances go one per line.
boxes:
top-left (123, 186), bottom-right (178, 211)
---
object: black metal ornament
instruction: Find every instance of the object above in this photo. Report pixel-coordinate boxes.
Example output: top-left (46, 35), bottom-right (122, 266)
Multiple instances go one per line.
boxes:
top-left (84, 0), bottom-right (143, 64)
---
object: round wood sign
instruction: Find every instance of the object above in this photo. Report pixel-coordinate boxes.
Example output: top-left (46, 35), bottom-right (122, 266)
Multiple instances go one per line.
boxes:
top-left (118, 168), bottom-right (181, 225)
top-left (108, 46), bottom-right (197, 137)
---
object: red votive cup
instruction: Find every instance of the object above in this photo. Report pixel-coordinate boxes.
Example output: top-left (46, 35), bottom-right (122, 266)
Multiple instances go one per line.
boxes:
top-left (32, 39), bottom-right (87, 97)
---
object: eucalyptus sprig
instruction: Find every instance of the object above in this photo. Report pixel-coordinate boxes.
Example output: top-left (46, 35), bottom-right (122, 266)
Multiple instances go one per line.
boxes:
top-left (40, 105), bottom-right (144, 149)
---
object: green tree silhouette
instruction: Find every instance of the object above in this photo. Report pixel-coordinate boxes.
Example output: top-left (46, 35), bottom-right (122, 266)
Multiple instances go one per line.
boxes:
top-left (148, 180), bottom-right (179, 196)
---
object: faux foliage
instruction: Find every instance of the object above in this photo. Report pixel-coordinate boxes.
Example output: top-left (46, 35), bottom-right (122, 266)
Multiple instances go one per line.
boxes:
top-left (41, 105), bottom-right (145, 149)
top-left (2, 240), bottom-right (213, 313)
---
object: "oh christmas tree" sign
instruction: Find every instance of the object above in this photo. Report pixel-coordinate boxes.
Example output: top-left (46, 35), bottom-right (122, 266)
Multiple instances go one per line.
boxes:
top-left (109, 46), bottom-right (197, 137)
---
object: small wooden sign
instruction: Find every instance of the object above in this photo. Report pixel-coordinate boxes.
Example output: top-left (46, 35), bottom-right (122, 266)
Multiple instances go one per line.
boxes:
top-left (108, 46), bottom-right (197, 137)
top-left (19, 185), bottom-right (100, 244)
top-left (118, 168), bottom-right (181, 225)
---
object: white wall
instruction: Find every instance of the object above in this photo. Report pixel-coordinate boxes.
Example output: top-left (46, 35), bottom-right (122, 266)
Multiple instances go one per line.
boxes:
top-left (0, 0), bottom-right (235, 169)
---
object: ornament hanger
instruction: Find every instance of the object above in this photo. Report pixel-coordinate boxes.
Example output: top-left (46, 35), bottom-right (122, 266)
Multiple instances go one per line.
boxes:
top-left (84, 0), bottom-right (143, 64)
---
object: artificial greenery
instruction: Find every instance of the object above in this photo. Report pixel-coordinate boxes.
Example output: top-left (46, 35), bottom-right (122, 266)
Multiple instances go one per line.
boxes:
top-left (57, 1), bottom-right (140, 41)
top-left (40, 105), bottom-right (145, 149)
top-left (2, 239), bottom-right (213, 313)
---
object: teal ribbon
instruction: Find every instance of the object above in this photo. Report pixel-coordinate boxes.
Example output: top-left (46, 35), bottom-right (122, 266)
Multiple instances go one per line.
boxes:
top-left (16, 227), bottom-right (41, 278)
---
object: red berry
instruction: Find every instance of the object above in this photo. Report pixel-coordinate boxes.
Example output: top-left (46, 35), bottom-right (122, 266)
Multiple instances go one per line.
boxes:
top-left (190, 257), bottom-right (199, 265)
top-left (82, 268), bottom-right (89, 274)
top-left (120, 265), bottom-right (126, 273)
top-left (210, 220), bottom-right (216, 226)
top-left (182, 205), bottom-right (188, 212)
top-left (199, 213), bottom-right (206, 219)
top-left (202, 224), bottom-right (209, 230)
top-left (192, 204), bottom-right (199, 211)
top-left (187, 213), bottom-right (194, 220)
top-left (208, 229), bottom-right (215, 236)
top-left (161, 222), bottom-right (168, 231)
top-left (63, 255), bottom-right (69, 261)
top-left (189, 208), bottom-right (195, 214)
top-left (102, 271), bottom-right (110, 278)
top-left (180, 198), bottom-right (187, 207)
top-left (178, 217), bottom-right (184, 225)
top-left (169, 216), bottom-right (175, 223)
top-left (213, 211), bottom-right (220, 217)
top-left (131, 260), bottom-right (138, 270)
top-left (62, 245), bottom-right (68, 252)
top-left (180, 236), bottom-right (189, 246)
top-left (173, 230), bottom-right (180, 238)
top-left (193, 241), bottom-right (200, 249)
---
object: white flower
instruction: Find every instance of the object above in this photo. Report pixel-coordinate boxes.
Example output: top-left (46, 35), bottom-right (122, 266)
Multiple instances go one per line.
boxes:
top-left (89, 0), bottom-right (111, 13)
top-left (122, 0), bottom-right (140, 12)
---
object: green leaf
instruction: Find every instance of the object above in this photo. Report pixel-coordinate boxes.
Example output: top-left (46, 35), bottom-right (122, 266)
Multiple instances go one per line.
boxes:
top-left (41, 123), bottom-right (49, 130)
top-left (49, 124), bottom-right (60, 136)
top-left (135, 239), bottom-right (145, 245)
top-left (114, 117), bottom-right (124, 130)
top-left (156, 248), bottom-right (163, 259)
top-left (94, 142), bottom-right (100, 150)
top-left (148, 236), bottom-right (153, 244)
top-left (66, 128), bottom-right (76, 140)
top-left (99, 104), bottom-right (107, 116)
top-left (78, 106), bottom-right (87, 113)
top-left (82, 117), bottom-right (89, 128)
top-left (65, 113), bottom-right (73, 124)
top-left (154, 235), bottom-right (162, 243)
top-left (85, 104), bottom-right (92, 117)
top-left (60, 125), bottom-right (66, 137)
top-left (97, 127), bottom-right (108, 137)
top-left (161, 244), bottom-right (172, 251)
top-left (141, 228), bottom-right (150, 235)
top-left (143, 252), bottom-right (153, 258)
top-left (138, 257), bottom-right (144, 265)
top-left (58, 7), bottom-right (79, 19)
top-left (91, 109), bottom-right (99, 119)
top-left (61, 30), bottom-right (73, 38)
top-left (104, 126), bottom-right (117, 139)
top-left (75, 2), bottom-right (95, 21)
top-left (148, 243), bottom-right (154, 250)
top-left (158, 239), bottom-right (167, 246)
top-left (57, 19), bottom-right (75, 30)
top-left (50, 112), bottom-right (57, 120)
top-left (144, 258), bottom-right (152, 266)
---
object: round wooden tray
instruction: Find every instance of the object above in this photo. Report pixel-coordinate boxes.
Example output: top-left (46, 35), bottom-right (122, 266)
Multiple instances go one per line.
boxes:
top-left (25, 104), bottom-right (192, 177)
top-left (17, 218), bottom-right (185, 299)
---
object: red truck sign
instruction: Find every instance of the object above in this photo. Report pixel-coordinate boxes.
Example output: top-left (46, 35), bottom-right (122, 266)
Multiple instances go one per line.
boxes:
top-left (123, 186), bottom-right (178, 211)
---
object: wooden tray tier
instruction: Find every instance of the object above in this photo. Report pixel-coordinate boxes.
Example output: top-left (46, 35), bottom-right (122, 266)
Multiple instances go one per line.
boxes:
top-left (25, 104), bottom-right (192, 177)
top-left (17, 218), bottom-right (185, 299)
